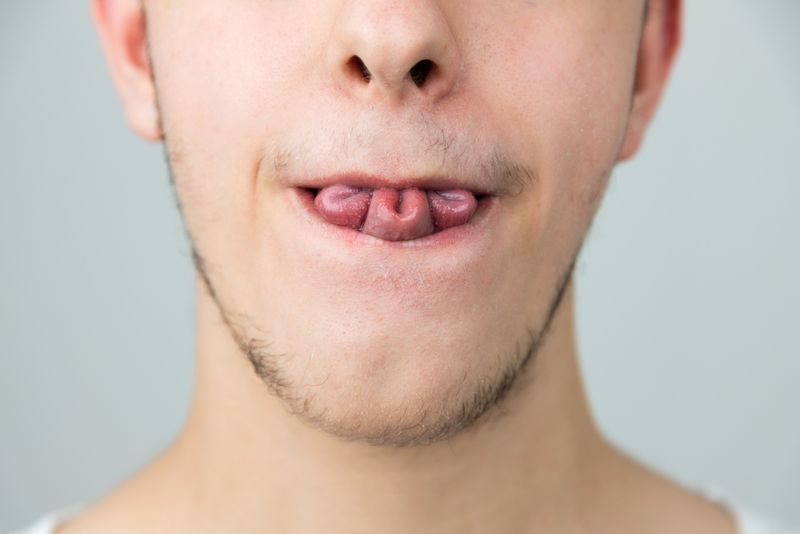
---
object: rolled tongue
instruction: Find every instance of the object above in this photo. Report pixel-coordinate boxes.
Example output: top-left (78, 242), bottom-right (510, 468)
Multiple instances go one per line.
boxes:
top-left (313, 185), bottom-right (478, 241)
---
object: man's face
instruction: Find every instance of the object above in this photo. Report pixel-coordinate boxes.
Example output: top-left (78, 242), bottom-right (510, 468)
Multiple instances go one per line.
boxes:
top-left (142, 0), bottom-right (647, 446)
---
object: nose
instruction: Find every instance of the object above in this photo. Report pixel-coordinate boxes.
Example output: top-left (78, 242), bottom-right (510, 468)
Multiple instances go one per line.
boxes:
top-left (327, 0), bottom-right (462, 105)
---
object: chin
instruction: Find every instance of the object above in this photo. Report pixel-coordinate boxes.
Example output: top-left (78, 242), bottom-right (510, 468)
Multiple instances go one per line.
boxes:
top-left (246, 312), bottom-right (524, 448)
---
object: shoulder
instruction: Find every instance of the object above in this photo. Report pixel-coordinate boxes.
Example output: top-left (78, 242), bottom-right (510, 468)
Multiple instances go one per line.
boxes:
top-left (726, 503), bottom-right (800, 534)
top-left (8, 505), bottom-right (84, 534)
top-left (705, 485), bottom-right (799, 534)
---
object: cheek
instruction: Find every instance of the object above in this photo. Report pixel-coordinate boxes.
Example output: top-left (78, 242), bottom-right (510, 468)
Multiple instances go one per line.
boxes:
top-left (149, 5), bottom-right (318, 186)
top-left (147, 2), bottom-right (328, 273)
top-left (472, 8), bottom-right (636, 207)
top-left (456, 6), bottom-right (638, 302)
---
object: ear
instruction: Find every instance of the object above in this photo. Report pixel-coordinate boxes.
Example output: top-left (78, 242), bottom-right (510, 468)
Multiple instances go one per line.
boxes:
top-left (91, 0), bottom-right (161, 141)
top-left (617, 0), bottom-right (681, 161)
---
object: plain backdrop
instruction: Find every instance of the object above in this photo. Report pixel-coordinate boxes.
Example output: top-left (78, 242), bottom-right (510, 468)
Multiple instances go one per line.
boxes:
top-left (1, 1), bottom-right (798, 531)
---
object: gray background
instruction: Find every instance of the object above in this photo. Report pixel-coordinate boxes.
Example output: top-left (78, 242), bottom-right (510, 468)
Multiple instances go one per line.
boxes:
top-left (1, 1), bottom-right (798, 531)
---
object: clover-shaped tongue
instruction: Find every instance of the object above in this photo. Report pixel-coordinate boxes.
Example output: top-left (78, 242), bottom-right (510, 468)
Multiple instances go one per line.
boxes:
top-left (313, 185), bottom-right (478, 241)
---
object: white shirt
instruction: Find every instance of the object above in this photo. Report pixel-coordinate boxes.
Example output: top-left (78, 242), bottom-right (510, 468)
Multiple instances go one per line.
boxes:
top-left (9, 498), bottom-right (798, 534)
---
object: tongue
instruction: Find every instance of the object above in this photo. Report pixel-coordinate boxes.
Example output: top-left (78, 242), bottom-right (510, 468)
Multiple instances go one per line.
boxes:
top-left (362, 188), bottom-right (434, 241)
top-left (313, 185), bottom-right (478, 241)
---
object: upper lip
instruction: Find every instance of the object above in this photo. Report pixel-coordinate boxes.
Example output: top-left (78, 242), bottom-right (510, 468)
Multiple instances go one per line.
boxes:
top-left (292, 173), bottom-right (496, 196)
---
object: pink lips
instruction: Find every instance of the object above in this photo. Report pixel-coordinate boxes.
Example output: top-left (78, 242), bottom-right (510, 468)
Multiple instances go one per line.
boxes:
top-left (312, 185), bottom-right (479, 241)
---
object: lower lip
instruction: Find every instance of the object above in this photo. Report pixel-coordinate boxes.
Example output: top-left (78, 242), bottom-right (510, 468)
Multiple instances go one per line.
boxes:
top-left (288, 187), bottom-right (501, 251)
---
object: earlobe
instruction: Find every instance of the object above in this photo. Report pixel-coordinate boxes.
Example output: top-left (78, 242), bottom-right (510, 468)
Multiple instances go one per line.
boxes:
top-left (617, 86), bottom-right (650, 161)
top-left (91, 0), bottom-right (161, 141)
top-left (617, 0), bottom-right (682, 162)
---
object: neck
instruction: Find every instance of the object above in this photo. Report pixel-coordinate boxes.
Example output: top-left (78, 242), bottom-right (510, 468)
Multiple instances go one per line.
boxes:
top-left (166, 273), bottom-right (608, 533)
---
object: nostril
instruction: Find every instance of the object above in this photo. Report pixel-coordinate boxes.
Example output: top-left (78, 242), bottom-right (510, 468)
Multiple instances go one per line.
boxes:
top-left (409, 59), bottom-right (434, 88)
top-left (347, 56), bottom-right (372, 82)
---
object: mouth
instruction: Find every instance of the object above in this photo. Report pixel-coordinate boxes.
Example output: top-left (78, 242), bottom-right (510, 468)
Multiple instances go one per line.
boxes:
top-left (287, 174), bottom-right (500, 250)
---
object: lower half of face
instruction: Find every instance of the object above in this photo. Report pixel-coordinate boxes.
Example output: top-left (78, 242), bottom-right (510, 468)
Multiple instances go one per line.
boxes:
top-left (147, 0), bottom-right (641, 446)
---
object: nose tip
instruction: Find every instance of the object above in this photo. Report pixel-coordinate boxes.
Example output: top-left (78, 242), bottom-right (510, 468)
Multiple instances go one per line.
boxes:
top-left (329, 1), bottom-right (461, 104)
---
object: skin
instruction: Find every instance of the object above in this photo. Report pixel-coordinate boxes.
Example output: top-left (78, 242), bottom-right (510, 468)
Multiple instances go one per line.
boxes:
top-left (62, 0), bottom-right (738, 532)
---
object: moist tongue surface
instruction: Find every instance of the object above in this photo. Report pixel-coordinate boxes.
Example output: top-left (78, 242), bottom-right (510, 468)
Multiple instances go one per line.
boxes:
top-left (427, 190), bottom-right (478, 230)
top-left (362, 188), bottom-right (433, 241)
top-left (312, 184), bottom-right (371, 230)
top-left (314, 185), bottom-right (478, 241)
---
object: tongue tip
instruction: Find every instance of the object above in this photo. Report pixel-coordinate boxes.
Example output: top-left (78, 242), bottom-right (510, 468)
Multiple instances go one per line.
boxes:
top-left (362, 188), bottom-right (434, 241)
